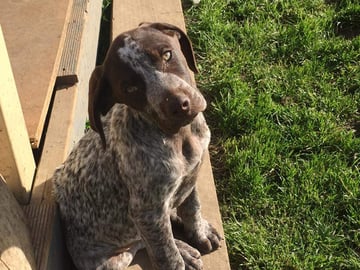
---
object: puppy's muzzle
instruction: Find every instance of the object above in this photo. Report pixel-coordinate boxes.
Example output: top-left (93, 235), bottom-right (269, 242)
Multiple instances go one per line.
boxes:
top-left (158, 87), bottom-right (206, 133)
top-left (161, 92), bottom-right (205, 119)
top-left (148, 71), bottom-right (206, 134)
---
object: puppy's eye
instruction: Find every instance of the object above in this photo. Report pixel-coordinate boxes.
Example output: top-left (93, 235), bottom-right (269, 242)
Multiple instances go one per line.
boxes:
top-left (126, 86), bottom-right (138, 93)
top-left (162, 50), bottom-right (172, 62)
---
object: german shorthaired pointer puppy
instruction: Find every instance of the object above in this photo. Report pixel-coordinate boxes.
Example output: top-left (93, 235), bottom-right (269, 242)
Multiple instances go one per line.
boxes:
top-left (53, 22), bottom-right (221, 270)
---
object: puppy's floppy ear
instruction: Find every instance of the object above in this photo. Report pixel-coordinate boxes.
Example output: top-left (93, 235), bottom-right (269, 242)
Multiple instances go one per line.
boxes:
top-left (88, 65), bottom-right (114, 148)
top-left (140, 22), bottom-right (199, 74)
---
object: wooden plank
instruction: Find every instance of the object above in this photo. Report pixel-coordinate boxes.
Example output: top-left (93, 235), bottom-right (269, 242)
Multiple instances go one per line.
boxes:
top-left (65, 0), bottom-right (104, 148)
top-left (0, 175), bottom-right (36, 270)
top-left (112, 0), bottom-right (186, 38)
top-left (27, 0), bottom-right (102, 268)
top-left (22, 203), bottom-right (56, 270)
top-left (112, 0), bottom-right (231, 269)
top-left (195, 151), bottom-right (231, 269)
top-left (57, 0), bottom-right (90, 85)
top-left (0, 0), bottom-right (73, 148)
top-left (31, 86), bottom-right (77, 203)
top-left (0, 25), bottom-right (36, 204)
top-left (31, 0), bottom-right (103, 203)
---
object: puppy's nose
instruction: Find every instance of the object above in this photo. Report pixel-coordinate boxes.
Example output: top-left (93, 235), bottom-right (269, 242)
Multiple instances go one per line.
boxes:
top-left (171, 96), bottom-right (190, 116)
top-left (162, 94), bottom-right (192, 119)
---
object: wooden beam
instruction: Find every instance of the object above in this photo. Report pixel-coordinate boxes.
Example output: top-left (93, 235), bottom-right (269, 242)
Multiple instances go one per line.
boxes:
top-left (0, 25), bottom-right (36, 204)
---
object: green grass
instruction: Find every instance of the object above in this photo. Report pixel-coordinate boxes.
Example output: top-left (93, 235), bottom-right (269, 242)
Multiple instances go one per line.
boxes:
top-left (184, 0), bottom-right (360, 269)
top-left (96, 0), bottom-right (112, 65)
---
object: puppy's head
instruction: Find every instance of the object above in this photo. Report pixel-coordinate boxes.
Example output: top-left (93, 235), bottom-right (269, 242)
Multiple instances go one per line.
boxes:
top-left (89, 22), bottom-right (206, 147)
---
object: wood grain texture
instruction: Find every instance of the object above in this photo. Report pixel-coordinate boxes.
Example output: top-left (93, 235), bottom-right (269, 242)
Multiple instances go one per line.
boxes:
top-left (0, 25), bottom-right (36, 204)
top-left (27, 1), bottom-right (102, 269)
top-left (57, 0), bottom-right (89, 85)
top-left (0, 0), bottom-right (73, 148)
top-left (31, 0), bottom-right (103, 203)
top-left (65, 0), bottom-right (103, 152)
top-left (22, 202), bottom-right (56, 270)
top-left (112, 0), bottom-right (186, 38)
top-left (0, 176), bottom-right (36, 270)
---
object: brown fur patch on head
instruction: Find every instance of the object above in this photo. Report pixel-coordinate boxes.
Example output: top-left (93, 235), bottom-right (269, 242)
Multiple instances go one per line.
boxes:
top-left (139, 22), bottom-right (198, 74)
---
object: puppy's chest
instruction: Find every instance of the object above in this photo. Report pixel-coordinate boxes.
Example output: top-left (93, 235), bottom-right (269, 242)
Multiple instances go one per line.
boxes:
top-left (164, 134), bottom-right (205, 208)
top-left (168, 129), bottom-right (206, 174)
top-left (181, 138), bottom-right (202, 172)
top-left (164, 127), bottom-right (209, 187)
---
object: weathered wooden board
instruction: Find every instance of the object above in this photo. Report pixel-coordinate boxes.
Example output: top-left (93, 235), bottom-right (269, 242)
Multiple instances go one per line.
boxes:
top-left (112, 0), bottom-right (231, 269)
top-left (112, 0), bottom-right (186, 38)
top-left (27, 0), bottom-right (103, 268)
top-left (22, 202), bottom-right (57, 270)
top-left (57, 0), bottom-right (91, 85)
top-left (32, 0), bottom-right (103, 203)
top-left (0, 175), bottom-right (36, 270)
top-left (0, 0), bottom-right (73, 148)
top-left (0, 25), bottom-right (36, 204)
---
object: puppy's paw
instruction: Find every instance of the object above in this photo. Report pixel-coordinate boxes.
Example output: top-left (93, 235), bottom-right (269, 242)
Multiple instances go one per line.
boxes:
top-left (187, 219), bottom-right (223, 254)
top-left (175, 239), bottom-right (203, 270)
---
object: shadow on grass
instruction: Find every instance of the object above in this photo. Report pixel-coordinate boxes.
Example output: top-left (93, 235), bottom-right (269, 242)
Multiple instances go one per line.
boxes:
top-left (333, 8), bottom-right (360, 38)
top-left (325, 0), bottom-right (360, 38)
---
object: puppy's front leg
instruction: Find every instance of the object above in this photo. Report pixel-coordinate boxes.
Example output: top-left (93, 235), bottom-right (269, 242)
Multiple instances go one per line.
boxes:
top-left (177, 186), bottom-right (222, 254)
top-left (129, 196), bottom-right (185, 270)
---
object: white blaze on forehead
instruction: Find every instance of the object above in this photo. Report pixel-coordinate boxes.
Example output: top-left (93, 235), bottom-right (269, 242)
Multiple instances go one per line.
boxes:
top-left (117, 36), bottom-right (141, 58)
top-left (117, 36), bottom-right (147, 73)
top-left (116, 36), bottom-right (159, 88)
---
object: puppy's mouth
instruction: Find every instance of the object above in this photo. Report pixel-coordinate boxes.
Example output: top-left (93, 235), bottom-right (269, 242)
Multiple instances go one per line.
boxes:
top-left (158, 116), bottom-right (197, 135)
